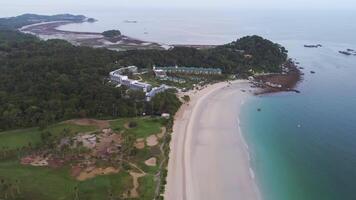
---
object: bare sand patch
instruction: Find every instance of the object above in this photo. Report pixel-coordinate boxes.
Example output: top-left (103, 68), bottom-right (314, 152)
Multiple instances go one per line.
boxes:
top-left (146, 135), bottom-right (158, 147)
top-left (94, 133), bottom-right (122, 155)
top-left (144, 157), bottom-right (157, 167)
top-left (21, 156), bottom-right (49, 166)
top-left (76, 167), bottom-right (119, 181)
top-left (66, 118), bottom-right (110, 129)
top-left (134, 138), bottom-right (145, 149)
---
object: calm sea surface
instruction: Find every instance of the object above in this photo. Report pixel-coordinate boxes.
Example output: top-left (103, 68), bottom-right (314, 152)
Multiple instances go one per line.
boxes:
top-left (42, 8), bottom-right (356, 199)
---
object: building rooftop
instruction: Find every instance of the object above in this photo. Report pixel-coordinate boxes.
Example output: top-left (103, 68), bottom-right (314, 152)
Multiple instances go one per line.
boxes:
top-left (156, 66), bottom-right (222, 73)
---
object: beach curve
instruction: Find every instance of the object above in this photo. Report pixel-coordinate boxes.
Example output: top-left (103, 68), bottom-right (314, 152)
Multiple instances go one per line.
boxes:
top-left (165, 80), bottom-right (261, 200)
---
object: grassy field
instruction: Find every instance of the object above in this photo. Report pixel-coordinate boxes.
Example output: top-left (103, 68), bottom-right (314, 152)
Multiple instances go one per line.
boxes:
top-left (0, 118), bottom-right (165, 200)
top-left (0, 123), bottom-right (96, 151)
top-left (138, 174), bottom-right (156, 200)
top-left (110, 117), bottom-right (165, 138)
top-left (0, 160), bottom-right (132, 200)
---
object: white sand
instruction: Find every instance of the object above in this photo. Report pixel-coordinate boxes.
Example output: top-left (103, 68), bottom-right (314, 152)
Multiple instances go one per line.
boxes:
top-left (165, 80), bottom-right (261, 200)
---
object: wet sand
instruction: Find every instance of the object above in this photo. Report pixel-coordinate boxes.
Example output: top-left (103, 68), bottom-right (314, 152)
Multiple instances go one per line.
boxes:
top-left (165, 80), bottom-right (261, 200)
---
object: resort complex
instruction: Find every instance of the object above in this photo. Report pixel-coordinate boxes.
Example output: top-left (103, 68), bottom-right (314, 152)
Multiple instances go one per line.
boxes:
top-left (109, 66), bottom-right (169, 101)
top-left (154, 66), bottom-right (222, 76)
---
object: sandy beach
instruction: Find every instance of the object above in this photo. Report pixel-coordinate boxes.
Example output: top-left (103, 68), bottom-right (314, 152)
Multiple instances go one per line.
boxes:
top-left (165, 80), bottom-right (261, 200)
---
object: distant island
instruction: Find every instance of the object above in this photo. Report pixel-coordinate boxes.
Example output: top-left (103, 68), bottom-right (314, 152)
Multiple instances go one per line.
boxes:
top-left (339, 49), bottom-right (356, 56)
top-left (304, 44), bottom-right (322, 48)
top-left (102, 29), bottom-right (121, 37)
top-left (124, 20), bottom-right (138, 23)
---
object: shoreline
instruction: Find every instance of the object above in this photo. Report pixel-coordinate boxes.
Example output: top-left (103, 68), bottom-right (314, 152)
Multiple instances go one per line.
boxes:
top-left (18, 21), bottom-right (219, 51)
top-left (165, 80), bottom-right (261, 200)
top-left (19, 21), bottom-right (166, 50)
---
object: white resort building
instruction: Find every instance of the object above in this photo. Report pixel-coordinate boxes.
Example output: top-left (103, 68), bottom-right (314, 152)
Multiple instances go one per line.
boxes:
top-left (109, 66), bottom-right (169, 100)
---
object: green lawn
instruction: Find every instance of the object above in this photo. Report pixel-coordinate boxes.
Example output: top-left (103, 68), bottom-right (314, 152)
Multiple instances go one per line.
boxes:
top-left (138, 174), bottom-right (156, 200)
top-left (0, 123), bottom-right (96, 151)
top-left (110, 117), bottom-right (164, 138)
top-left (0, 160), bottom-right (132, 200)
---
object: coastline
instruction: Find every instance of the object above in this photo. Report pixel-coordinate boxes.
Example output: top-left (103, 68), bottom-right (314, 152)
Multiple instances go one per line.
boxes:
top-left (165, 80), bottom-right (261, 200)
top-left (19, 21), bottom-right (166, 50)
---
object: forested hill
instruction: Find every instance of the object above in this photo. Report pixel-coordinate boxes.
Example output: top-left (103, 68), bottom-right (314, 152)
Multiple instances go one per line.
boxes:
top-left (115, 35), bottom-right (288, 74)
top-left (0, 14), bottom-right (88, 30)
top-left (0, 31), bottom-right (181, 130)
top-left (0, 29), bottom-right (288, 130)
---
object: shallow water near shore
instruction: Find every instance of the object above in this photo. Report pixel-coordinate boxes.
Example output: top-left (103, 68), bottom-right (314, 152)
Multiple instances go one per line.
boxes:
top-left (59, 9), bottom-right (356, 200)
top-left (240, 40), bottom-right (356, 200)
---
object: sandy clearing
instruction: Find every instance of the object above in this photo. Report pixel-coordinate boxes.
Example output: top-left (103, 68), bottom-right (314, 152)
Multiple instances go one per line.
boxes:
top-left (76, 167), bottom-right (119, 181)
top-left (66, 118), bottom-right (110, 129)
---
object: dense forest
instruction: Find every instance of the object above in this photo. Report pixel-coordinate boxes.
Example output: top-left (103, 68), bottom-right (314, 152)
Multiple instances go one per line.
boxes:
top-left (0, 31), bottom-right (181, 130)
top-left (0, 14), bottom-right (289, 130)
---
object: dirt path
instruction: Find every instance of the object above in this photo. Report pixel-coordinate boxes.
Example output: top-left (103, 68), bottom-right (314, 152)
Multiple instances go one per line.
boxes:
top-left (157, 127), bottom-right (166, 139)
top-left (129, 171), bottom-right (145, 198)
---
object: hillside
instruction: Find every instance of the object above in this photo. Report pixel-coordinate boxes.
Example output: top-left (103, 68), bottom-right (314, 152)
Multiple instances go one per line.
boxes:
top-left (0, 14), bottom-right (88, 30)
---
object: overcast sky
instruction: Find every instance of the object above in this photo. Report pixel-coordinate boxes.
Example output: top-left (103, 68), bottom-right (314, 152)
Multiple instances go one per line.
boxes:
top-left (1, 0), bottom-right (355, 16)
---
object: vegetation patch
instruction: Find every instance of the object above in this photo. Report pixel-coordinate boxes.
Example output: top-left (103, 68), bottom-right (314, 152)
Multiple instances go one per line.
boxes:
top-left (0, 117), bottom-right (167, 199)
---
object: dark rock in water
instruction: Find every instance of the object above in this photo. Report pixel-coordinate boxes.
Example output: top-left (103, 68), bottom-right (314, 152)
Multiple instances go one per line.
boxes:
top-left (295, 90), bottom-right (301, 93)
top-left (339, 51), bottom-right (352, 56)
top-left (296, 62), bottom-right (300, 64)
top-left (257, 108), bottom-right (261, 112)
top-left (124, 20), bottom-right (138, 23)
top-left (87, 18), bottom-right (97, 23)
top-left (310, 71), bottom-right (316, 74)
top-left (304, 44), bottom-right (322, 48)
top-left (347, 49), bottom-right (355, 52)
top-left (299, 67), bottom-right (304, 69)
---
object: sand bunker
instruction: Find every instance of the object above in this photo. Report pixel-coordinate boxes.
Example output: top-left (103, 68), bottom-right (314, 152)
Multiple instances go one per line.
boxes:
top-left (66, 118), bottom-right (110, 129)
top-left (76, 167), bottom-right (119, 181)
top-left (144, 157), bottom-right (157, 167)
top-left (146, 135), bottom-right (158, 147)
top-left (134, 138), bottom-right (145, 149)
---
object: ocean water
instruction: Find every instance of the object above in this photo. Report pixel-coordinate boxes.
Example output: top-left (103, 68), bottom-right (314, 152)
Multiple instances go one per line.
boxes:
top-left (240, 40), bottom-right (356, 200)
top-left (19, 7), bottom-right (356, 199)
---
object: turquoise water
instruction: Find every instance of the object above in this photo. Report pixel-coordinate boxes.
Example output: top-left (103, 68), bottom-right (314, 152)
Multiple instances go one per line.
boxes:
top-left (240, 40), bottom-right (356, 200)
